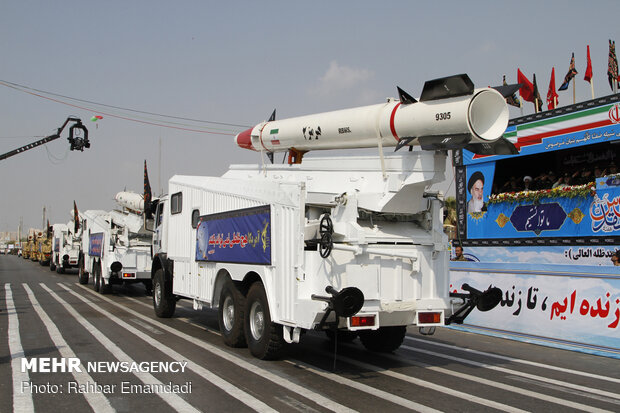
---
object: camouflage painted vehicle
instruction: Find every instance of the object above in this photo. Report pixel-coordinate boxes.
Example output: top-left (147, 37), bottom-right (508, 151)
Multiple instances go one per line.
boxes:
top-left (35, 232), bottom-right (52, 266)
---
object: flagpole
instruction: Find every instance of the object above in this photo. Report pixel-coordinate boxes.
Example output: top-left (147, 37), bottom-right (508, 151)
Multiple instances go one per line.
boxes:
top-left (590, 78), bottom-right (595, 100)
top-left (572, 79), bottom-right (576, 104)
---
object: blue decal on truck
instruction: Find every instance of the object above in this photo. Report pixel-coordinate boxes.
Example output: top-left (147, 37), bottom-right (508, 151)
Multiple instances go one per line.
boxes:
top-left (89, 233), bottom-right (104, 257)
top-left (196, 205), bottom-right (271, 265)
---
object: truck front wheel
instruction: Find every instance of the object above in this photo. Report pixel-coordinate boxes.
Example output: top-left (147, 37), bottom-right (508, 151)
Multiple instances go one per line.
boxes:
top-left (93, 263), bottom-right (101, 292)
top-left (218, 278), bottom-right (246, 348)
top-left (153, 269), bottom-right (175, 318)
top-left (359, 326), bottom-right (407, 353)
top-left (78, 255), bottom-right (89, 285)
top-left (99, 272), bottom-right (112, 295)
top-left (244, 282), bottom-right (283, 360)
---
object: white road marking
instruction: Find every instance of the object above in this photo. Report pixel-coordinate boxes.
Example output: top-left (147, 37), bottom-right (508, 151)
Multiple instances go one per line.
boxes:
top-left (6, 284), bottom-right (35, 413)
top-left (406, 336), bottom-right (620, 384)
top-left (330, 353), bottom-right (528, 413)
top-left (59, 284), bottom-right (279, 413)
top-left (399, 345), bottom-right (614, 413)
top-left (39, 283), bottom-right (201, 413)
top-left (22, 283), bottom-right (115, 413)
top-left (74, 284), bottom-right (358, 413)
top-left (285, 359), bottom-right (441, 413)
top-left (402, 345), bottom-right (620, 401)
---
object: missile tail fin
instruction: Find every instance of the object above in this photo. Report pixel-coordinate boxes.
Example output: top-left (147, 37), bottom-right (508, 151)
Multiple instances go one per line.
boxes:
top-left (418, 134), bottom-right (472, 151)
top-left (397, 87), bottom-right (417, 104)
top-left (465, 137), bottom-right (519, 155)
top-left (268, 109), bottom-right (276, 122)
top-left (420, 74), bottom-right (474, 102)
top-left (394, 137), bottom-right (416, 151)
top-left (492, 83), bottom-right (522, 98)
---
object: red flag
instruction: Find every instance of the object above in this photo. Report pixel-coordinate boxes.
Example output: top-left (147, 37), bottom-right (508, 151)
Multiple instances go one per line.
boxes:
top-left (547, 67), bottom-right (559, 110)
top-left (517, 69), bottom-right (534, 102)
top-left (584, 45), bottom-right (593, 83)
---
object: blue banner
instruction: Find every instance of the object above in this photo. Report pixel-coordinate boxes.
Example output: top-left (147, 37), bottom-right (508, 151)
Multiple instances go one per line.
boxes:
top-left (196, 206), bottom-right (271, 265)
top-left (89, 233), bottom-right (104, 257)
top-left (466, 177), bottom-right (620, 240)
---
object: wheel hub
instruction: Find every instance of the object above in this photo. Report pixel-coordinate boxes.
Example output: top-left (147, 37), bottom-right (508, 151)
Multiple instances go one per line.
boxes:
top-left (249, 301), bottom-right (264, 341)
top-left (222, 296), bottom-right (234, 331)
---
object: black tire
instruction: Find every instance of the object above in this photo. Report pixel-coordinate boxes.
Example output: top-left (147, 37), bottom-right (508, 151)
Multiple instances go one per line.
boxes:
top-left (99, 270), bottom-right (112, 294)
top-left (218, 278), bottom-right (247, 348)
top-left (78, 255), bottom-right (89, 285)
top-left (359, 326), bottom-right (407, 353)
top-left (93, 262), bottom-right (101, 292)
top-left (244, 282), bottom-right (283, 360)
top-left (153, 269), bottom-right (175, 318)
top-left (325, 329), bottom-right (358, 343)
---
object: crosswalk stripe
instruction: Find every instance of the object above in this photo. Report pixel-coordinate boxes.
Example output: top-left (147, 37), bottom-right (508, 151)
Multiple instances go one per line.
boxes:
top-left (22, 283), bottom-right (116, 413)
top-left (75, 284), bottom-right (359, 413)
top-left (56, 283), bottom-right (279, 413)
top-left (39, 283), bottom-right (201, 413)
top-left (405, 336), bottom-right (620, 384)
top-left (402, 345), bottom-right (620, 402)
top-left (328, 353), bottom-right (528, 413)
top-left (284, 359), bottom-right (441, 413)
top-left (6, 283), bottom-right (35, 413)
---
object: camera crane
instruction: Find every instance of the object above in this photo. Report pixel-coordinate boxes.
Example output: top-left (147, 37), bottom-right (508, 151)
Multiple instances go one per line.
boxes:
top-left (0, 117), bottom-right (90, 161)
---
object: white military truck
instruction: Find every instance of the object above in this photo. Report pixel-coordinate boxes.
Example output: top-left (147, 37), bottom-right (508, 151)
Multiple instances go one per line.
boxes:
top-left (50, 222), bottom-right (80, 273)
top-left (150, 75), bottom-right (513, 359)
top-left (150, 153), bottom-right (502, 359)
top-left (78, 192), bottom-right (153, 294)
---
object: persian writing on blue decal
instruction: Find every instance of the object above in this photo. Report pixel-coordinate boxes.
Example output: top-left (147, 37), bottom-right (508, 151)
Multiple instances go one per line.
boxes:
top-left (89, 233), bottom-right (104, 257)
top-left (196, 206), bottom-right (271, 265)
top-left (510, 203), bottom-right (566, 235)
top-left (590, 193), bottom-right (620, 233)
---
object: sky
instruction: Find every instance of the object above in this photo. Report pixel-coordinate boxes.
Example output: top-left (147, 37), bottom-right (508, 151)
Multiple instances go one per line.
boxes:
top-left (0, 0), bottom-right (618, 234)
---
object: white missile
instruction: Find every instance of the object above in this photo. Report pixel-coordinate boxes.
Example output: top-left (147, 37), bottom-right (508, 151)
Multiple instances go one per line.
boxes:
top-left (114, 191), bottom-right (144, 213)
top-left (235, 74), bottom-right (516, 163)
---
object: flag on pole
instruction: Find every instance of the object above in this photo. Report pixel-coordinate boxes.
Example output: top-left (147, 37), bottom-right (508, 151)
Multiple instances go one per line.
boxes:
top-left (73, 201), bottom-right (80, 234)
top-left (608, 39), bottom-right (619, 91)
top-left (532, 73), bottom-right (543, 112)
top-left (503, 75), bottom-right (521, 107)
top-left (584, 45), bottom-right (593, 83)
top-left (517, 69), bottom-right (534, 102)
top-left (144, 160), bottom-right (152, 216)
top-left (558, 53), bottom-right (578, 91)
top-left (547, 67), bottom-right (559, 110)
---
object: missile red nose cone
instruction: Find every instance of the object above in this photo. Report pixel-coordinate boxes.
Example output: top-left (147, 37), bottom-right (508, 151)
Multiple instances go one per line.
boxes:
top-left (235, 128), bottom-right (255, 151)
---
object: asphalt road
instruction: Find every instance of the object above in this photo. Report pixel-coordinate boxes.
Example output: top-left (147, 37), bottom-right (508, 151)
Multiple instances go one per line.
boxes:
top-left (1, 254), bottom-right (619, 412)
